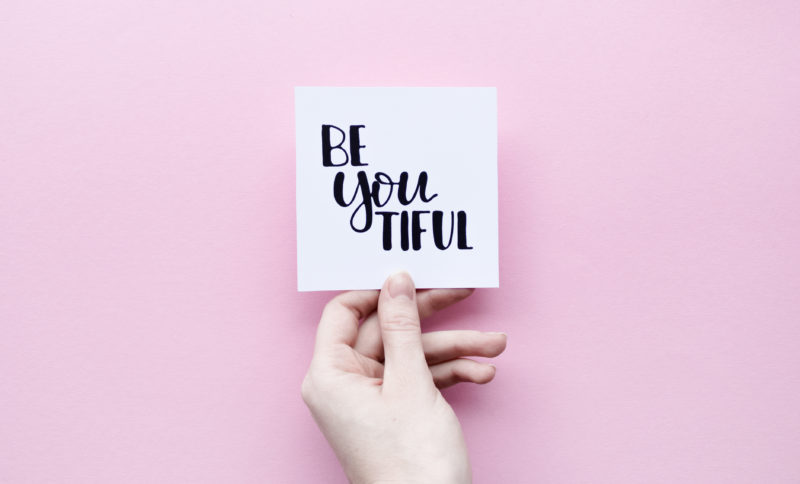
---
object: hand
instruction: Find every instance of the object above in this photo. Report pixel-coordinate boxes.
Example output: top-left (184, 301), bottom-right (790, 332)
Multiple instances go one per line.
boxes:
top-left (301, 272), bottom-right (507, 484)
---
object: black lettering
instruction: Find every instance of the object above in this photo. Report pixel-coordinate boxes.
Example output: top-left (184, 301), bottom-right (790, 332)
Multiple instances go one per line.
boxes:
top-left (412, 211), bottom-right (429, 250)
top-left (333, 171), bottom-right (373, 232)
top-left (400, 211), bottom-right (410, 251)
top-left (432, 211), bottom-right (454, 250)
top-left (321, 125), bottom-right (349, 167)
top-left (456, 210), bottom-right (473, 249)
top-left (375, 211), bottom-right (397, 250)
top-left (349, 125), bottom-right (367, 166)
top-left (397, 171), bottom-right (438, 205)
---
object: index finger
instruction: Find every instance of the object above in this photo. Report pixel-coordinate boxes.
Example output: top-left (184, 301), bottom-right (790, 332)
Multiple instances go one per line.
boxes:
top-left (315, 290), bottom-right (379, 351)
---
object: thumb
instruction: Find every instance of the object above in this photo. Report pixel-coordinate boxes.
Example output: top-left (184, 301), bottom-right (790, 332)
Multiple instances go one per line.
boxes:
top-left (378, 272), bottom-right (432, 390)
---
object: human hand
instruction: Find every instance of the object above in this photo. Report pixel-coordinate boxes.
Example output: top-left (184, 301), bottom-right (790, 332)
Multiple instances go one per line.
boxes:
top-left (301, 272), bottom-right (507, 484)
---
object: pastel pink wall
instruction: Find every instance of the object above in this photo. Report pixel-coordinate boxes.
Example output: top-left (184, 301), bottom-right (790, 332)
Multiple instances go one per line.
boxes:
top-left (2, 1), bottom-right (799, 482)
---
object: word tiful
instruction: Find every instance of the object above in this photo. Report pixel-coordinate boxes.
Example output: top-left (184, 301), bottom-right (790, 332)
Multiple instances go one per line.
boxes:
top-left (322, 124), bottom-right (472, 251)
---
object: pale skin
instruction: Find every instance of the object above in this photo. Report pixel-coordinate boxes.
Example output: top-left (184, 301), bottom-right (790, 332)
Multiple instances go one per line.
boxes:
top-left (302, 272), bottom-right (507, 484)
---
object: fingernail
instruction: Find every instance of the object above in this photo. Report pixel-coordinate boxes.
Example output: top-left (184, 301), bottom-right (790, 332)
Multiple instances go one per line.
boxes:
top-left (388, 272), bottom-right (415, 300)
top-left (488, 332), bottom-right (507, 337)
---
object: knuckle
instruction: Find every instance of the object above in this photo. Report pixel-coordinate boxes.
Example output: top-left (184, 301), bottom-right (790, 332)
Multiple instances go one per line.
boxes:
top-left (322, 298), bottom-right (362, 321)
top-left (382, 313), bottom-right (419, 332)
top-left (321, 300), bottom-right (340, 317)
top-left (300, 374), bottom-right (315, 406)
top-left (452, 363), bottom-right (469, 381)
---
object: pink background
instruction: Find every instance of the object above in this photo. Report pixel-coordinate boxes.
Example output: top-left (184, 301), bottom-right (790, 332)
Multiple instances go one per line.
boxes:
top-left (2, 1), bottom-right (799, 482)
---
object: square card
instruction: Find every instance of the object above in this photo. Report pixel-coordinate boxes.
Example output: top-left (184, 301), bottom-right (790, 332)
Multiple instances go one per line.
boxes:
top-left (295, 87), bottom-right (498, 291)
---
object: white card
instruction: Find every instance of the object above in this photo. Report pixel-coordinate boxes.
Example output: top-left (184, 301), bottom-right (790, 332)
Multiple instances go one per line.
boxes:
top-left (295, 87), bottom-right (498, 291)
